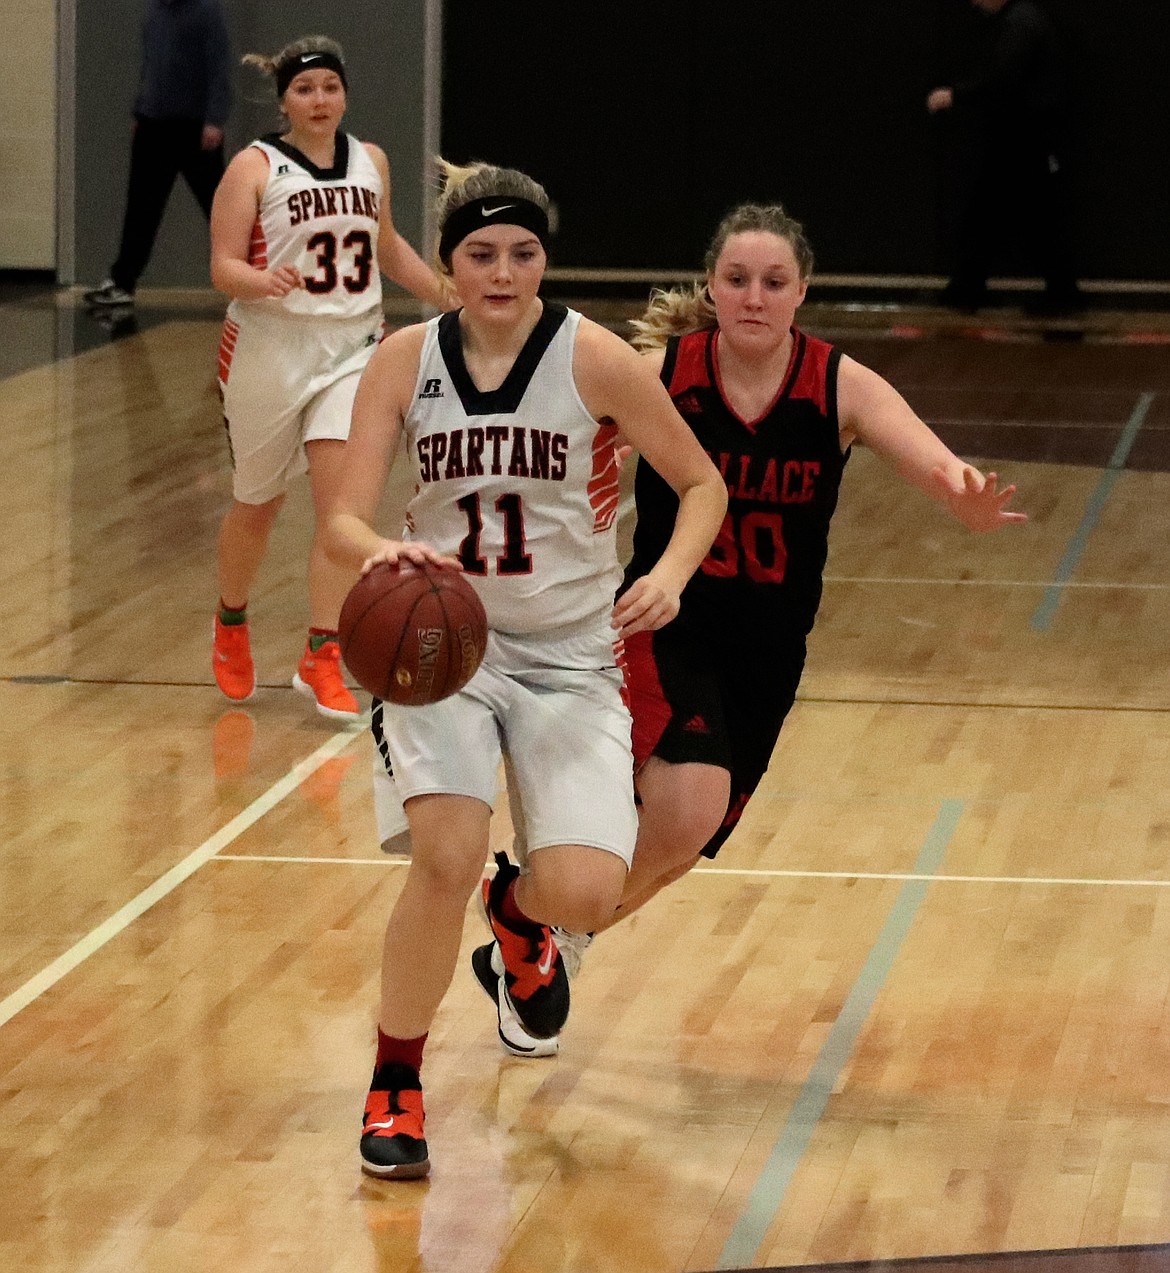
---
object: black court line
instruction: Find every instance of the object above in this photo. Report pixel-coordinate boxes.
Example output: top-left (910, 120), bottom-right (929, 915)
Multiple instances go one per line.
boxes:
top-left (712, 1240), bottom-right (1170, 1273)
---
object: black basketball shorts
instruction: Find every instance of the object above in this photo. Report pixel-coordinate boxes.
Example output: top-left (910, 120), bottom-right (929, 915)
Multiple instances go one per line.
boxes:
top-left (623, 626), bottom-right (804, 858)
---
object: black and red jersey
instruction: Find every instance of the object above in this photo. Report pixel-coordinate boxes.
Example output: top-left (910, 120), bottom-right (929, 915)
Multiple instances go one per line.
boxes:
top-left (625, 325), bottom-right (848, 652)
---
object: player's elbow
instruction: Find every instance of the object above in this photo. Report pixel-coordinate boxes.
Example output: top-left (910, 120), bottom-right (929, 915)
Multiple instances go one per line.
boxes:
top-left (694, 465), bottom-right (729, 518)
top-left (209, 254), bottom-right (236, 297)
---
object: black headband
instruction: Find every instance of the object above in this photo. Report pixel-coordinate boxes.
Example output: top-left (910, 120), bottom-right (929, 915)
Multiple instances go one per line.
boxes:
top-left (438, 196), bottom-right (550, 265)
top-left (276, 51), bottom-right (348, 97)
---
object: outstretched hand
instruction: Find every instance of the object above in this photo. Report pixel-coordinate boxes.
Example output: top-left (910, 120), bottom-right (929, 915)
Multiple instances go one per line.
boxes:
top-left (931, 465), bottom-right (1027, 532)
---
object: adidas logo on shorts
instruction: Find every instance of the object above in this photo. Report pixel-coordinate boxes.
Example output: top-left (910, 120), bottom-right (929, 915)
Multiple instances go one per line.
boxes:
top-left (418, 378), bottom-right (444, 399)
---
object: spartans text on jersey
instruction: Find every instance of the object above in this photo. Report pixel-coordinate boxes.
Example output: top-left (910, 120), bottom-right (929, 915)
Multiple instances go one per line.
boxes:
top-left (417, 426), bottom-right (569, 484)
top-left (287, 185), bottom-right (379, 226)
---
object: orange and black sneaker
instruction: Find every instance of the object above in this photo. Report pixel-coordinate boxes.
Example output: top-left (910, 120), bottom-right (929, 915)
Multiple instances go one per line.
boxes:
top-left (213, 615), bottom-right (255, 701)
top-left (474, 851), bottom-right (569, 1041)
top-left (360, 1062), bottom-right (429, 1179)
top-left (293, 638), bottom-right (360, 721)
top-left (471, 941), bottom-right (560, 1058)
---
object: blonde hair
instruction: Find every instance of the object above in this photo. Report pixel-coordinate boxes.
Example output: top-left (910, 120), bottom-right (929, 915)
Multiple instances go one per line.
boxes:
top-left (242, 36), bottom-right (345, 91)
top-left (630, 203), bottom-right (815, 351)
top-left (433, 157), bottom-right (553, 272)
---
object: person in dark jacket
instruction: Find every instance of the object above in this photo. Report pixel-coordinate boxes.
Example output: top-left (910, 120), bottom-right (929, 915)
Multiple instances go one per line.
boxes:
top-left (927, 0), bottom-right (1082, 312)
top-left (84, 0), bottom-right (232, 308)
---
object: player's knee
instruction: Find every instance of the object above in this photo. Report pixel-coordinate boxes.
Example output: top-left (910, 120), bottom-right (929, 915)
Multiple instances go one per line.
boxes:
top-left (687, 800), bottom-right (727, 857)
top-left (231, 494), bottom-right (283, 531)
top-left (407, 839), bottom-right (484, 902)
top-left (550, 888), bottom-right (618, 936)
top-left (637, 767), bottom-right (729, 869)
top-left (525, 848), bottom-right (626, 932)
top-left (404, 795), bottom-right (490, 900)
top-left (644, 802), bottom-right (722, 870)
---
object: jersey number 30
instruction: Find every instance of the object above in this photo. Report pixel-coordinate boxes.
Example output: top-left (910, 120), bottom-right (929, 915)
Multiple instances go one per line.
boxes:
top-left (304, 229), bottom-right (374, 295)
top-left (703, 510), bottom-right (787, 583)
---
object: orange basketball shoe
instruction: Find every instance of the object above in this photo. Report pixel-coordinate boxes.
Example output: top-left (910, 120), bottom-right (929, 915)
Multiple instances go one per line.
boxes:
top-left (293, 638), bottom-right (361, 720)
top-left (360, 1063), bottom-right (429, 1179)
top-left (212, 616), bottom-right (255, 701)
top-left (474, 852), bottom-right (570, 1042)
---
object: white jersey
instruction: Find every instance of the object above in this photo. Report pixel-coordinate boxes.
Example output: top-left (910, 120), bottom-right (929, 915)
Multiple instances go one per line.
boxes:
top-left (402, 304), bottom-right (623, 635)
top-left (228, 131), bottom-right (382, 321)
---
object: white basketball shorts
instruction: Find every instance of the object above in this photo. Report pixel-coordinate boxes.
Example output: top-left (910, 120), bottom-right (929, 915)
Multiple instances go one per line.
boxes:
top-left (371, 617), bottom-right (638, 866)
top-left (219, 307), bottom-right (382, 504)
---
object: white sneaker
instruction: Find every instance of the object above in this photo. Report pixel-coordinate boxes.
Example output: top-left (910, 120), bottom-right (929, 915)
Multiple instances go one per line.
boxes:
top-left (83, 279), bottom-right (135, 307)
top-left (551, 927), bottom-right (593, 980)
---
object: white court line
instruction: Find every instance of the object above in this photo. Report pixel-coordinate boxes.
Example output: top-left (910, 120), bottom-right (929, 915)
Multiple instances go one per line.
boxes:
top-left (215, 853), bottom-right (408, 866)
top-left (921, 425), bottom-right (1135, 435)
top-left (927, 417), bottom-right (1140, 429)
top-left (210, 853), bottom-right (1170, 891)
top-left (824, 575), bottom-right (1170, 590)
top-left (693, 866), bottom-right (1170, 888)
top-left (0, 727), bottom-right (362, 1029)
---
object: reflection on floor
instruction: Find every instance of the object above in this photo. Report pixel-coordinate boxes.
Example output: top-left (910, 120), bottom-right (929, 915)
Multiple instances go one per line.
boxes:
top-left (0, 289), bottom-right (213, 380)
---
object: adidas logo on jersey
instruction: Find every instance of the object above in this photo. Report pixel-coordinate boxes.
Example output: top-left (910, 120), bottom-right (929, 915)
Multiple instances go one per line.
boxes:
top-left (418, 378), bottom-right (444, 399)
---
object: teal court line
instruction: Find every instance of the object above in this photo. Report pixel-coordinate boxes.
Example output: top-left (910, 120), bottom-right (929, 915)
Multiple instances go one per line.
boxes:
top-left (1030, 391), bottom-right (1154, 631)
top-left (717, 798), bottom-right (966, 1270)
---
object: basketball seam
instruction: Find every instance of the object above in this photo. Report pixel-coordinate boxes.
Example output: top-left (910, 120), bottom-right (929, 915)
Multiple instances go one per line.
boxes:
top-left (338, 564), bottom-right (426, 666)
top-left (380, 584), bottom-right (437, 702)
top-left (433, 584), bottom-right (456, 699)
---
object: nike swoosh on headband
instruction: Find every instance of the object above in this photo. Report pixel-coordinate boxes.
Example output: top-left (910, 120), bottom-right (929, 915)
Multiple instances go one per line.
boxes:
top-left (480, 204), bottom-right (515, 217)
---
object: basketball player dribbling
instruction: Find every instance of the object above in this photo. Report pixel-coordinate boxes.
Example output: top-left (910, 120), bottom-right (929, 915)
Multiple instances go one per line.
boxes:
top-left (325, 159), bottom-right (727, 1178)
top-left (210, 36), bottom-right (452, 720)
top-left (489, 202), bottom-right (1029, 1057)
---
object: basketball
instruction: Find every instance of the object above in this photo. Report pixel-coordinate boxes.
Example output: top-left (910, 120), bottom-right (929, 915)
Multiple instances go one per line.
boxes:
top-left (338, 561), bottom-right (488, 706)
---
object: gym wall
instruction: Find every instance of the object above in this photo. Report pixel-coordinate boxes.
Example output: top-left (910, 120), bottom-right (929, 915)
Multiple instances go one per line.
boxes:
top-left (69, 0), bottom-right (431, 289)
top-left (441, 0), bottom-right (1169, 283)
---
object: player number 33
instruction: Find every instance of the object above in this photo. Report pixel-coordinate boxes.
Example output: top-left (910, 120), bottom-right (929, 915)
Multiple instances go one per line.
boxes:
top-left (303, 228), bottom-right (374, 295)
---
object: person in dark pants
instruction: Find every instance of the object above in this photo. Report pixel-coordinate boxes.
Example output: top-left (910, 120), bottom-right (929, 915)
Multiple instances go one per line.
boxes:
top-left (927, 0), bottom-right (1083, 313)
top-left (84, 0), bottom-right (231, 308)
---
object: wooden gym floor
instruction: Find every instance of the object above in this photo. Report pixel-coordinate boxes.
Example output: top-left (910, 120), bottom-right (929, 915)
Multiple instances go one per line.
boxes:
top-left (1, 286), bottom-right (1169, 1273)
